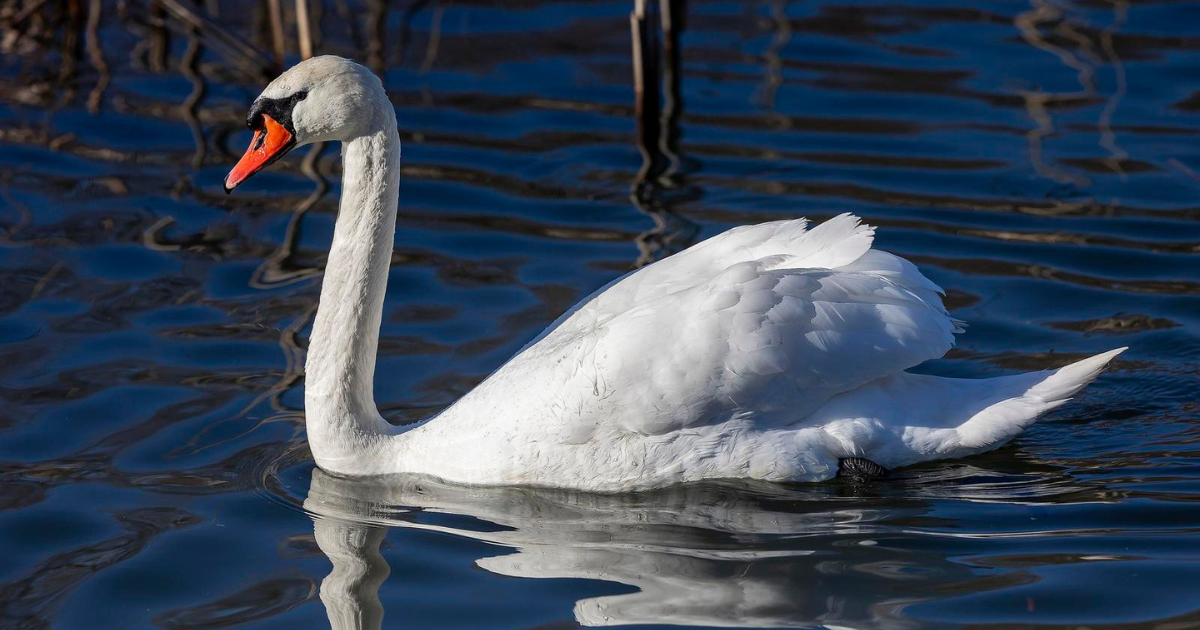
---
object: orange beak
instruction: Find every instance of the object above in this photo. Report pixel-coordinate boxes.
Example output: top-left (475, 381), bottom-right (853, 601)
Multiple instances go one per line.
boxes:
top-left (224, 114), bottom-right (295, 193)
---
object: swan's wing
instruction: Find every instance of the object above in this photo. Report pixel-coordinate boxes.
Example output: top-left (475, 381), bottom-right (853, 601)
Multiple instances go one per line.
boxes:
top-left (555, 216), bottom-right (960, 441)
top-left (589, 214), bottom-right (877, 316)
top-left (517, 216), bottom-right (828, 352)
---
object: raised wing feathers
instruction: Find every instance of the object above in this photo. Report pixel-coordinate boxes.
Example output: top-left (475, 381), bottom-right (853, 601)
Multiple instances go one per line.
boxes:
top-left (587, 213), bottom-right (873, 317)
top-left (543, 214), bottom-right (960, 441)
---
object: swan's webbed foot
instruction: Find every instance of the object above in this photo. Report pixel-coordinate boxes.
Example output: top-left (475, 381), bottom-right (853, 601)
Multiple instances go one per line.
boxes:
top-left (837, 457), bottom-right (890, 482)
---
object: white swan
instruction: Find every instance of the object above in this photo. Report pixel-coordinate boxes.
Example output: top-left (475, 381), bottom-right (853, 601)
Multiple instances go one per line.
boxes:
top-left (224, 56), bottom-right (1124, 492)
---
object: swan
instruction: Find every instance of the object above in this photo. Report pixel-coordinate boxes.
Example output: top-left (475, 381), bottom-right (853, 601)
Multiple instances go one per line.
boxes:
top-left (224, 56), bottom-right (1124, 492)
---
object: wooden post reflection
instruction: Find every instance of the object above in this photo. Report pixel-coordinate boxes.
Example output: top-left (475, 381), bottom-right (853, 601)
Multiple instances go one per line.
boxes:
top-left (630, 0), bottom-right (696, 267)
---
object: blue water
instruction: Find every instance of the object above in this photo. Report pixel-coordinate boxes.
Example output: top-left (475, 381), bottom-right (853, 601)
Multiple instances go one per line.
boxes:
top-left (1, 0), bottom-right (1199, 628)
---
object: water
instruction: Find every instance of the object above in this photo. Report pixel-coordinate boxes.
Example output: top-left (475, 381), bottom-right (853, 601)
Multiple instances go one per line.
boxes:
top-left (1, 0), bottom-right (1198, 628)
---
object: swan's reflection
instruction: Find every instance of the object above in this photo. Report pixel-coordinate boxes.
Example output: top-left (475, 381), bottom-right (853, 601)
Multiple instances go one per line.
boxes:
top-left (304, 468), bottom-right (973, 629)
top-left (312, 509), bottom-right (388, 630)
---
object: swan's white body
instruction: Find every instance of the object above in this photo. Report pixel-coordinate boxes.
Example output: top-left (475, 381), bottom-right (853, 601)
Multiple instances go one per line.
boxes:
top-left (235, 57), bottom-right (1123, 492)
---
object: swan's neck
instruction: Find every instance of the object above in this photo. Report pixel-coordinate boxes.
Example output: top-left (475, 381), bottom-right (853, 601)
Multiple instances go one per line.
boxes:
top-left (305, 122), bottom-right (401, 463)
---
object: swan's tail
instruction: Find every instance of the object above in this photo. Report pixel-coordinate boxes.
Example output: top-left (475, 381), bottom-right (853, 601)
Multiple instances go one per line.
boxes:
top-left (951, 347), bottom-right (1126, 451)
top-left (820, 347), bottom-right (1127, 471)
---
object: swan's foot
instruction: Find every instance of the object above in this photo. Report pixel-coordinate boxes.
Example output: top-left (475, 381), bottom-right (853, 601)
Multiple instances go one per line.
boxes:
top-left (837, 457), bottom-right (890, 482)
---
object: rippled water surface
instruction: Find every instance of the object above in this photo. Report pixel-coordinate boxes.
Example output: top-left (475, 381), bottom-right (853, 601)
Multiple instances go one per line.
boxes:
top-left (2, 0), bottom-right (1199, 628)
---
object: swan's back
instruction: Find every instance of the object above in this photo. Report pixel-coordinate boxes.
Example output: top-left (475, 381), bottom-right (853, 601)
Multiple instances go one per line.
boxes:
top-left (444, 214), bottom-right (956, 437)
top-left (391, 214), bottom-right (1120, 491)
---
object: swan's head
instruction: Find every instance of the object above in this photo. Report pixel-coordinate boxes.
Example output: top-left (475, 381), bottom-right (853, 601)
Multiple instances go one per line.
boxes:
top-left (225, 56), bottom-right (391, 193)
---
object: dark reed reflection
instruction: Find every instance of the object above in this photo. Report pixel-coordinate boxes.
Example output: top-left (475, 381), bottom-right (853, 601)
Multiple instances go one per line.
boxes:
top-left (630, 0), bottom-right (699, 266)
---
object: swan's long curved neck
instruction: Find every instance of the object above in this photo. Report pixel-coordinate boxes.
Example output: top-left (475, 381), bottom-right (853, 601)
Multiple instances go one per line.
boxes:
top-left (305, 118), bottom-right (401, 461)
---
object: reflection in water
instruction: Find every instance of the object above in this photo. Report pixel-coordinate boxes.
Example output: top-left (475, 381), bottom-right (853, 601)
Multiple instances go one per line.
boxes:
top-left (180, 5), bottom-right (209, 172)
top-left (304, 468), bottom-right (976, 629)
top-left (0, 508), bottom-right (202, 628)
top-left (1014, 0), bottom-right (1132, 186)
top-left (1096, 0), bottom-right (1129, 177)
top-left (630, 0), bottom-right (697, 267)
top-left (313, 511), bottom-right (388, 630)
